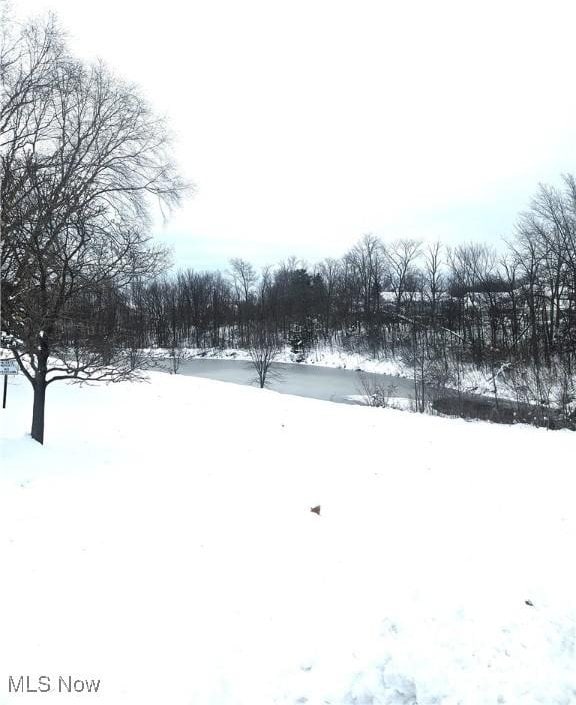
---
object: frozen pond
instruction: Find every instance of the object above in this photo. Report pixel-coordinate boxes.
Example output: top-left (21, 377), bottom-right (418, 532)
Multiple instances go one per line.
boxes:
top-left (174, 358), bottom-right (414, 405)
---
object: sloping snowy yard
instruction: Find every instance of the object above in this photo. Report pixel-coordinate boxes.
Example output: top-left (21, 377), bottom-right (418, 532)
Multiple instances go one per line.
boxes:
top-left (1, 373), bottom-right (576, 704)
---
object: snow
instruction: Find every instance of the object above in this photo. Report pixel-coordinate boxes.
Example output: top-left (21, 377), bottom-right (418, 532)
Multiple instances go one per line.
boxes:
top-left (344, 394), bottom-right (413, 411)
top-left (1, 372), bottom-right (576, 704)
top-left (154, 344), bottom-right (408, 377)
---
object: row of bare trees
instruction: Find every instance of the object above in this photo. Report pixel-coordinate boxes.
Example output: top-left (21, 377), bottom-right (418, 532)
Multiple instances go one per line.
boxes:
top-left (3, 15), bottom-right (576, 441)
top-left (111, 206), bottom-right (574, 362)
top-left (89, 178), bottom-right (576, 424)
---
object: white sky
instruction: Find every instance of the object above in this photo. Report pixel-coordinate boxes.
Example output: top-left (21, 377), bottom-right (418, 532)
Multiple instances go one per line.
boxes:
top-left (11, 0), bottom-right (576, 270)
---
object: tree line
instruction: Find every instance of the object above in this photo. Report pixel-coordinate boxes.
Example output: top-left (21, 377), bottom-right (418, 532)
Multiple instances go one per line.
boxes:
top-left (57, 175), bottom-right (576, 427)
top-left (2, 12), bottom-right (576, 442)
top-left (96, 182), bottom-right (576, 379)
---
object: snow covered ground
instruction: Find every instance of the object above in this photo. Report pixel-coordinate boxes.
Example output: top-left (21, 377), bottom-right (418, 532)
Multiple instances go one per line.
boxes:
top-left (1, 372), bottom-right (576, 704)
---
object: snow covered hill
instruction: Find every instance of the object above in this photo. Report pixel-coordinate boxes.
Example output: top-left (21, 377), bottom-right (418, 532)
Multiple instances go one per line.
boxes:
top-left (1, 373), bottom-right (575, 704)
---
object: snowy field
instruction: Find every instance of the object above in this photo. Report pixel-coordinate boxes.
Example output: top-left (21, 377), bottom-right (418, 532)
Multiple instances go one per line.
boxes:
top-left (1, 372), bottom-right (576, 704)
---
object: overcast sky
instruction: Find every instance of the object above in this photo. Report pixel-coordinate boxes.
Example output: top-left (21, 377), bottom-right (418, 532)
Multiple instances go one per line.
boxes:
top-left (11, 0), bottom-right (576, 271)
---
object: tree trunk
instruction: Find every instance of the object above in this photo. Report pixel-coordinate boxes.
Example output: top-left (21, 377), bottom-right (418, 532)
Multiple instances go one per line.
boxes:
top-left (31, 378), bottom-right (47, 444)
top-left (31, 348), bottom-right (49, 444)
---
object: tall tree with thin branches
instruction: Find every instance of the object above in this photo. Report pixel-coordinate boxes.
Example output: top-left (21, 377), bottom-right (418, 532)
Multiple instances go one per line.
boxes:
top-left (1, 15), bottom-right (188, 443)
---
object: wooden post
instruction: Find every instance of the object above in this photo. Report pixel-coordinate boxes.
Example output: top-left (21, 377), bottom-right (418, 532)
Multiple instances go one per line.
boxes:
top-left (2, 374), bottom-right (7, 409)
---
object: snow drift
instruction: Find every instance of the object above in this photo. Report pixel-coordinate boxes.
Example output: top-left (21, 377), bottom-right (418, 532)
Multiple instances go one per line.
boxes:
top-left (1, 372), bottom-right (575, 704)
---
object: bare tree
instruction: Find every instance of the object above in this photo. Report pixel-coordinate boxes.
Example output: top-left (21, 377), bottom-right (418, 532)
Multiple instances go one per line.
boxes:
top-left (247, 323), bottom-right (280, 388)
top-left (423, 241), bottom-right (444, 325)
top-left (315, 257), bottom-right (341, 337)
top-left (385, 238), bottom-right (422, 310)
top-left (1, 16), bottom-right (188, 443)
top-left (165, 346), bottom-right (191, 374)
top-left (229, 257), bottom-right (257, 304)
top-left (228, 257), bottom-right (257, 346)
top-left (345, 234), bottom-right (387, 324)
top-left (357, 372), bottom-right (398, 408)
